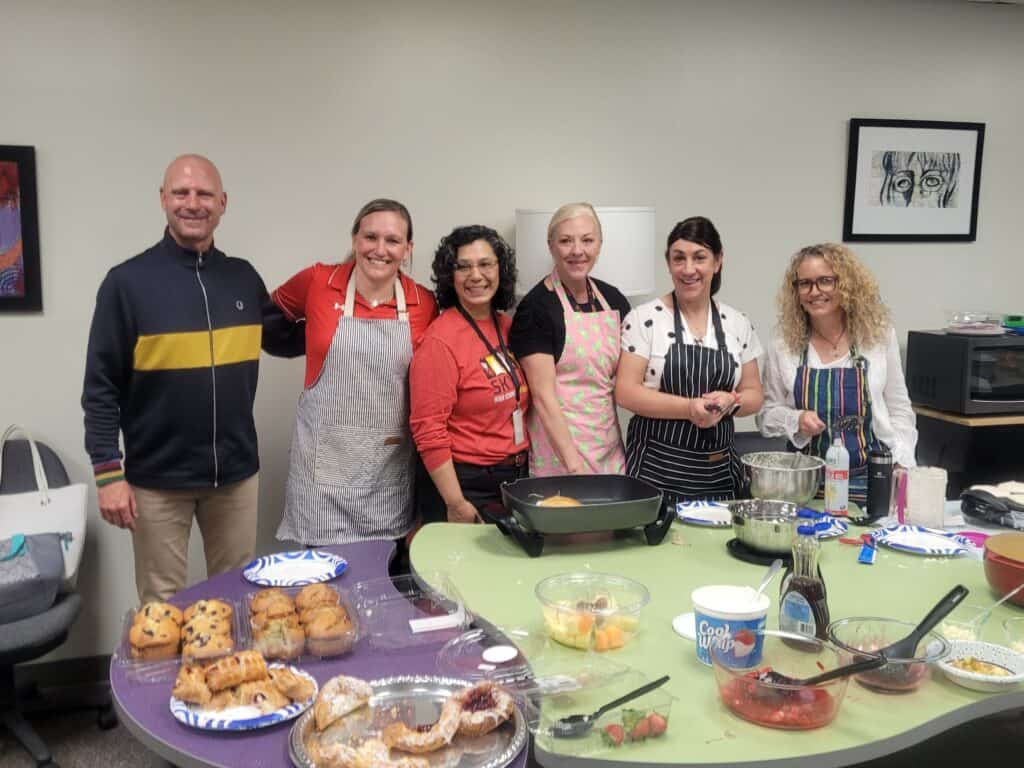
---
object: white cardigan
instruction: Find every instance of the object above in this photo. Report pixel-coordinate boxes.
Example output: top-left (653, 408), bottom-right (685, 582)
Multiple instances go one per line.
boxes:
top-left (756, 327), bottom-right (918, 467)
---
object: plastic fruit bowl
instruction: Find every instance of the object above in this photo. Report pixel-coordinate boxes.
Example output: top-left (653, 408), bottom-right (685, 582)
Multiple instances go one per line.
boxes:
top-left (535, 573), bottom-right (649, 652)
top-left (1005, 617), bottom-right (1024, 655)
top-left (827, 616), bottom-right (949, 693)
top-left (711, 630), bottom-right (851, 730)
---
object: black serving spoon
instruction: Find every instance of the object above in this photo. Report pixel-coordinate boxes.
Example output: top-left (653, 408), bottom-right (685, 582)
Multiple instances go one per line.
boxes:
top-left (757, 654), bottom-right (888, 688)
top-left (549, 675), bottom-right (670, 739)
top-left (879, 584), bottom-right (969, 660)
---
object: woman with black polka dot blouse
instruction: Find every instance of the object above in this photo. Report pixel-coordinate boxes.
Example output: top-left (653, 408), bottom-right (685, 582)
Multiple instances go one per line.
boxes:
top-left (615, 217), bottom-right (764, 506)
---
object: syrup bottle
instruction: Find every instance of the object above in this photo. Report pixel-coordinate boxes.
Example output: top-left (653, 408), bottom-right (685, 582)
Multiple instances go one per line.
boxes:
top-left (779, 524), bottom-right (830, 640)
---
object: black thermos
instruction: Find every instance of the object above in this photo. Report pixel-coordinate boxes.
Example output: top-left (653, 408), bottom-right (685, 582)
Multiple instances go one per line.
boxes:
top-left (867, 446), bottom-right (893, 520)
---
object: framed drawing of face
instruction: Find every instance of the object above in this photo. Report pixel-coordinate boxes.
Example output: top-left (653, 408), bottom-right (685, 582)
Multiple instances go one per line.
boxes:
top-left (842, 119), bottom-right (985, 243)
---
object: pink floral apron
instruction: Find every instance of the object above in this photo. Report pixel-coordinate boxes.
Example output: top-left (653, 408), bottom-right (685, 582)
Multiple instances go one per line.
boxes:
top-left (527, 272), bottom-right (626, 476)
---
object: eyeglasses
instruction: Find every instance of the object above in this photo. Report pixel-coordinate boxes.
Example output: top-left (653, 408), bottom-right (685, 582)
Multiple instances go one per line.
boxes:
top-left (455, 259), bottom-right (499, 274)
top-left (792, 276), bottom-right (838, 294)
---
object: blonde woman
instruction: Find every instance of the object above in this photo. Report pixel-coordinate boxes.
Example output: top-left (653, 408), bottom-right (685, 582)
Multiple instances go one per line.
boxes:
top-left (509, 203), bottom-right (631, 476)
top-left (757, 243), bottom-right (917, 504)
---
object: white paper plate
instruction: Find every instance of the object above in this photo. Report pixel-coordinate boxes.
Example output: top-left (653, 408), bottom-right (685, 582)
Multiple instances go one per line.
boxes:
top-left (937, 641), bottom-right (1024, 693)
top-left (676, 501), bottom-right (732, 528)
top-left (870, 525), bottom-right (972, 557)
top-left (169, 665), bottom-right (317, 731)
top-left (243, 550), bottom-right (348, 586)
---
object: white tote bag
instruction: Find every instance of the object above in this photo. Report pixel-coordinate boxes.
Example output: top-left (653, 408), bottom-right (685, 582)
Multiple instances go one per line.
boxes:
top-left (0, 425), bottom-right (87, 587)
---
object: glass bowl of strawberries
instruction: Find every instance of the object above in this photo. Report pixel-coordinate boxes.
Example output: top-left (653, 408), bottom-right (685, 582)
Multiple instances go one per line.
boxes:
top-left (711, 630), bottom-right (852, 730)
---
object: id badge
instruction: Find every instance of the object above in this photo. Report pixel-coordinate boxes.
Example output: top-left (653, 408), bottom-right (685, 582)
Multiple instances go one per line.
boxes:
top-left (512, 407), bottom-right (525, 446)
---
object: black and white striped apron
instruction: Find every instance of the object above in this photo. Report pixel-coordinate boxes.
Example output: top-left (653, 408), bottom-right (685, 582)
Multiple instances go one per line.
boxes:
top-left (625, 297), bottom-right (740, 506)
top-left (277, 275), bottom-right (414, 545)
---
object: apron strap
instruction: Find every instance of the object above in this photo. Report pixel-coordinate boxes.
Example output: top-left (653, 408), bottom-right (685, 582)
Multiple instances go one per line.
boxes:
top-left (343, 271), bottom-right (409, 322)
top-left (670, 296), bottom-right (727, 349)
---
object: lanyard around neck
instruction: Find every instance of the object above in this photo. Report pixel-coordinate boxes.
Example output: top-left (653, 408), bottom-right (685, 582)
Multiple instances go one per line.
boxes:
top-left (562, 278), bottom-right (603, 313)
top-left (455, 304), bottom-right (521, 403)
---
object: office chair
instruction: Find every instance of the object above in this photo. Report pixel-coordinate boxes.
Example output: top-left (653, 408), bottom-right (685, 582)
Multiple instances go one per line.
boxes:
top-left (0, 437), bottom-right (116, 768)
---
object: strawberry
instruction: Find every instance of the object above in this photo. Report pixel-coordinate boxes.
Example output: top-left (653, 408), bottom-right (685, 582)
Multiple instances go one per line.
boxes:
top-left (628, 716), bottom-right (651, 742)
top-left (601, 723), bottom-right (625, 747)
top-left (646, 712), bottom-right (668, 737)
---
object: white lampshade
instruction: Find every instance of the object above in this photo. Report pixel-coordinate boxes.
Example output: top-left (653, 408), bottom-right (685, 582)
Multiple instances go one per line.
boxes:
top-left (513, 206), bottom-right (656, 298)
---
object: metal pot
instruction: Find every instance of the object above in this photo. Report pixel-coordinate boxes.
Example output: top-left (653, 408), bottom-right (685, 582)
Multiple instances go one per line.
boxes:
top-left (741, 452), bottom-right (824, 505)
top-left (729, 499), bottom-right (799, 554)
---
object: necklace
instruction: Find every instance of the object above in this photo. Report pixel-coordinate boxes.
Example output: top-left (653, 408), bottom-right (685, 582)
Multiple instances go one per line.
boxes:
top-left (814, 325), bottom-right (847, 356)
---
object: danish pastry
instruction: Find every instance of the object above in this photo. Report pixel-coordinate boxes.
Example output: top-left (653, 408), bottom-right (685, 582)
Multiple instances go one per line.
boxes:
top-left (313, 674), bottom-right (373, 732)
top-left (171, 664), bottom-right (212, 706)
top-left (236, 680), bottom-right (290, 714)
top-left (204, 650), bottom-right (268, 692)
top-left (268, 666), bottom-right (315, 702)
top-left (451, 681), bottom-right (514, 737)
top-left (381, 698), bottom-right (461, 754)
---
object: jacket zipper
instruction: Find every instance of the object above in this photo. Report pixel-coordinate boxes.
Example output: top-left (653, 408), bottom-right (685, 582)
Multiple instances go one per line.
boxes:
top-left (195, 252), bottom-right (219, 487)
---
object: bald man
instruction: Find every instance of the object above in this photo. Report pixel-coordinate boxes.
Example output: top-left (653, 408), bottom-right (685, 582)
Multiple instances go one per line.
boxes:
top-left (82, 154), bottom-right (303, 602)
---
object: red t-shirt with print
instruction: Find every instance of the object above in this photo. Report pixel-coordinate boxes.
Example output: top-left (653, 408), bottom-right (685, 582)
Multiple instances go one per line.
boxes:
top-left (410, 308), bottom-right (531, 471)
top-left (272, 261), bottom-right (437, 387)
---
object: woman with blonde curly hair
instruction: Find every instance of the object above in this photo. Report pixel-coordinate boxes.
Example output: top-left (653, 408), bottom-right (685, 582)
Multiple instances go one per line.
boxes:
top-left (757, 243), bottom-right (917, 504)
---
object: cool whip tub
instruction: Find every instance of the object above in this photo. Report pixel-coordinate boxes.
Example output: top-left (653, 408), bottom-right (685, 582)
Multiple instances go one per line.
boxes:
top-left (692, 585), bottom-right (770, 667)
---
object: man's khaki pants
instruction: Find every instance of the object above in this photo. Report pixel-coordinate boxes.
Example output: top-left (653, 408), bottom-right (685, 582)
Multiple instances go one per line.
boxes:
top-left (131, 474), bottom-right (259, 603)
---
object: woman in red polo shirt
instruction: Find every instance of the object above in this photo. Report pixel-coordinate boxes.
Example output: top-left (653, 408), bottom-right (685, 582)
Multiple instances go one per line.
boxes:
top-left (271, 199), bottom-right (437, 545)
top-left (410, 225), bottom-right (530, 524)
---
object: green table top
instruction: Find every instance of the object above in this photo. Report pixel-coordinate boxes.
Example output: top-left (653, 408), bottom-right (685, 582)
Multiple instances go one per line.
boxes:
top-left (409, 518), bottom-right (1024, 767)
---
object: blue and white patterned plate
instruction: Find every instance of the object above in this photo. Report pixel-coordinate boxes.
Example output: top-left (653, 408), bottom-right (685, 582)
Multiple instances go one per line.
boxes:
top-left (169, 665), bottom-right (317, 731)
top-left (870, 525), bottom-right (972, 557)
top-left (243, 550), bottom-right (348, 586)
top-left (676, 501), bottom-right (732, 528)
top-left (816, 515), bottom-right (849, 539)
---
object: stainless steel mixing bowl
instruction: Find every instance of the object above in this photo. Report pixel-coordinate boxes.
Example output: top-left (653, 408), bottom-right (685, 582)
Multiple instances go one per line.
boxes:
top-left (741, 451), bottom-right (825, 505)
top-left (729, 499), bottom-right (800, 554)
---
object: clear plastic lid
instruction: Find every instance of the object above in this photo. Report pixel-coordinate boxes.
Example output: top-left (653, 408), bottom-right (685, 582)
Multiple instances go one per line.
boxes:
top-left (435, 625), bottom-right (542, 686)
top-left (351, 572), bottom-right (471, 650)
top-left (947, 310), bottom-right (1004, 327)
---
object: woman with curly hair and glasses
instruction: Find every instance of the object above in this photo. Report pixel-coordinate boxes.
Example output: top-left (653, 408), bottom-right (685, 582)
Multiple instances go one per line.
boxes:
top-left (757, 243), bottom-right (918, 504)
top-left (410, 225), bottom-right (530, 524)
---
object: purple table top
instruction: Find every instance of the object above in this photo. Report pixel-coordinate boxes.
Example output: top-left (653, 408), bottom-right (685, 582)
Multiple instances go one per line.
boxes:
top-left (110, 541), bottom-right (529, 768)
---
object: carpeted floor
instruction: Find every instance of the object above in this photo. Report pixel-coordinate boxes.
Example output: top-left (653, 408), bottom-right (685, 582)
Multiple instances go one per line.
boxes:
top-left (2, 699), bottom-right (1021, 768)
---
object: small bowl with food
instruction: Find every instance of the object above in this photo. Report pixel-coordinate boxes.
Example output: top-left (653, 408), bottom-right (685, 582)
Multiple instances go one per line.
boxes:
top-left (535, 573), bottom-right (649, 652)
top-left (1005, 617), bottom-right (1024, 655)
top-left (827, 616), bottom-right (949, 693)
top-left (938, 604), bottom-right (989, 644)
top-left (711, 630), bottom-right (852, 730)
top-left (936, 640), bottom-right (1024, 693)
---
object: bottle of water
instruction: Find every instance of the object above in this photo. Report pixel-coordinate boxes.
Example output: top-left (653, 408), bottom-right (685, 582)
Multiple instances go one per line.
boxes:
top-left (824, 436), bottom-right (849, 517)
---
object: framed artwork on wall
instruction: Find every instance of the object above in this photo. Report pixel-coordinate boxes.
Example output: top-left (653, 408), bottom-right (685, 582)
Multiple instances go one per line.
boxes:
top-left (0, 145), bottom-right (42, 312)
top-left (842, 119), bottom-right (985, 243)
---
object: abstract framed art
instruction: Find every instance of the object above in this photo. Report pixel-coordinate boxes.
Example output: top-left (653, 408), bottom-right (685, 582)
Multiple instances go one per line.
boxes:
top-left (0, 145), bottom-right (42, 312)
top-left (842, 119), bottom-right (985, 243)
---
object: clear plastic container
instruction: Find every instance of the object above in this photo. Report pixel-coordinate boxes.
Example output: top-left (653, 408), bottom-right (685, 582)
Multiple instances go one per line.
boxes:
top-left (435, 625), bottom-right (542, 687)
top-left (111, 597), bottom-right (247, 683)
top-left (351, 572), bottom-right (471, 650)
top-left (535, 573), bottom-right (650, 652)
top-left (243, 584), bottom-right (359, 661)
top-left (526, 669), bottom-right (674, 756)
top-left (827, 616), bottom-right (949, 693)
top-left (938, 604), bottom-right (988, 643)
top-left (1004, 617), bottom-right (1024, 655)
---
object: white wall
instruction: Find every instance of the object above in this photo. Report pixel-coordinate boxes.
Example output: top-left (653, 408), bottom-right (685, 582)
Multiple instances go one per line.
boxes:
top-left (2, 0), bottom-right (1022, 659)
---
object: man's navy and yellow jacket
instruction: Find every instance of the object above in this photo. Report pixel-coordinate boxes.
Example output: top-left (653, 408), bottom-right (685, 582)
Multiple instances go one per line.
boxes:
top-left (82, 231), bottom-right (303, 490)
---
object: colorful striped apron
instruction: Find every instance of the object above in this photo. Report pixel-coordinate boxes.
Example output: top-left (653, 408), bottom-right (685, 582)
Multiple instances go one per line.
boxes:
top-left (625, 298), bottom-right (741, 507)
top-left (789, 344), bottom-right (883, 505)
top-left (278, 275), bottom-right (414, 545)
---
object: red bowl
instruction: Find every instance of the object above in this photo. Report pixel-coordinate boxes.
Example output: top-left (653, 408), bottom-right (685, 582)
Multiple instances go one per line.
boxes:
top-left (982, 550), bottom-right (1024, 607)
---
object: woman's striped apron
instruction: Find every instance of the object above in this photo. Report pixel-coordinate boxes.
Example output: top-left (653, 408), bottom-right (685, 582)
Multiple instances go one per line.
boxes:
top-left (789, 344), bottom-right (883, 505)
top-left (277, 275), bottom-right (414, 545)
top-left (625, 297), bottom-right (740, 507)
